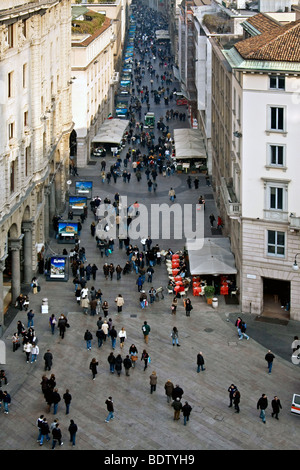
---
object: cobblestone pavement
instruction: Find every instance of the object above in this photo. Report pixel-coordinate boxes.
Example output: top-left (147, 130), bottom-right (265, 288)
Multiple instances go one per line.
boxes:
top-left (1, 5), bottom-right (300, 451)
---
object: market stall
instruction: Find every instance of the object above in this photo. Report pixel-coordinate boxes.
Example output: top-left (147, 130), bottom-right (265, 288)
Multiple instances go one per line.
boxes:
top-left (173, 129), bottom-right (207, 173)
top-left (92, 119), bottom-right (129, 153)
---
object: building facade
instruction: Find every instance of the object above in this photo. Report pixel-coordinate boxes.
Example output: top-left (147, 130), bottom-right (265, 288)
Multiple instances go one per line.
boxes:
top-left (214, 13), bottom-right (300, 320)
top-left (0, 0), bottom-right (73, 323)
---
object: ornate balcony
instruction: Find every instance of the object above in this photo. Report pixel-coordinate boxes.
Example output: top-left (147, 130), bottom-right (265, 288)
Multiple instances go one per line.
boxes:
top-left (220, 176), bottom-right (241, 218)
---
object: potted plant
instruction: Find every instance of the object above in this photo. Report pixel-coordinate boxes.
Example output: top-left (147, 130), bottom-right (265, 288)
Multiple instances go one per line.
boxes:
top-left (204, 286), bottom-right (215, 305)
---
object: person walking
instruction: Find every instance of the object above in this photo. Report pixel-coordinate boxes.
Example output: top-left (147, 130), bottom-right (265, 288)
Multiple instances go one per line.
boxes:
top-left (142, 321), bottom-right (151, 344)
top-left (63, 389), bottom-right (72, 415)
top-left (123, 355), bottom-right (132, 376)
top-left (68, 419), bottom-right (78, 447)
top-left (105, 396), bottom-right (114, 423)
top-left (51, 422), bottom-right (63, 449)
top-left (197, 352), bottom-right (205, 372)
top-left (171, 296), bottom-right (178, 314)
top-left (2, 391), bottom-right (11, 414)
top-left (89, 358), bottom-right (98, 380)
top-left (168, 187), bottom-right (176, 202)
top-left (115, 294), bottom-right (125, 313)
top-left (182, 401), bottom-right (192, 426)
top-left (115, 354), bottom-right (123, 376)
top-left (110, 326), bottom-right (117, 350)
top-left (51, 388), bottom-right (61, 415)
top-left (265, 350), bottom-right (275, 374)
top-left (184, 298), bottom-right (193, 317)
top-left (118, 327), bottom-right (127, 349)
top-left (171, 326), bottom-right (180, 347)
top-left (58, 314), bottom-right (68, 339)
top-left (23, 341), bottom-right (32, 363)
top-left (239, 321), bottom-right (250, 341)
top-left (141, 349), bottom-right (149, 371)
top-left (101, 320), bottom-right (109, 341)
top-left (44, 349), bottom-right (53, 371)
top-left (129, 344), bottom-right (138, 368)
top-left (27, 309), bottom-right (34, 328)
top-left (164, 379), bottom-right (174, 403)
top-left (228, 384), bottom-right (237, 407)
top-left (271, 396), bottom-right (282, 420)
top-left (209, 213), bottom-right (215, 227)
top-left (172, 397), bottom-right (182, 421)
top-left (108, 352), bottom-right (116, 374)
top-left (84, 329), bottom-right (93, 350)
top-left (36, 414), bottom-right (45, 442)
top-left (149, 371), bottom-right (157, 394)
top-left (233, 390), bottom-right (241, 414)
top-left (257, 393), bottom-right (268, 423)
top-left (39, 417), bottom-right (51, 446)
top-left (49, 314), bottom-right (57, 335)
top-left (30, 342), bottom-right (39, 363)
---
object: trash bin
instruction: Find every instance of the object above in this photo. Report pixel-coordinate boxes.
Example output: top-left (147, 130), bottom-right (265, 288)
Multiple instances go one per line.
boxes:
top-left (212, 297), bottom-right (218, 309)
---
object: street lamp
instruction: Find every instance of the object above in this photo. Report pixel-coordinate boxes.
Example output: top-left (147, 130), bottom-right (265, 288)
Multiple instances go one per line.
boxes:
top-left (293, 253), bottom-right (300, 271)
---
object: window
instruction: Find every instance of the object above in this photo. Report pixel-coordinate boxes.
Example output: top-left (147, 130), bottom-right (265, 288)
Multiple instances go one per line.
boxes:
top-left (10, 160), bottom-right (15, 193)
top-left (269, 187), bottom-right (283, 210)
top-left (7, 24), bottom-right (14, 48)
top-left (24, 111), bottom-right (28, 127)
top-left (8, 72), bottom-right (13, 98)
top-left (269, 144), bottom-right (284, 166)
top-left (270, 107), bottom-right (284, 131)
top-left (8, 122), bottom-right (14, 140)
top-left (270, 76), bottom-right (285, 90)
top-left (23, 64), bottom-right (27, 88)
top-left (267, 230), bottom-right (285, 257)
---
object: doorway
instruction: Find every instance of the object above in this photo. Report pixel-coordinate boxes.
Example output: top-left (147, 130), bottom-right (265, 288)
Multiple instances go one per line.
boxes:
top-left (263, 277), bottom-right (290, 320)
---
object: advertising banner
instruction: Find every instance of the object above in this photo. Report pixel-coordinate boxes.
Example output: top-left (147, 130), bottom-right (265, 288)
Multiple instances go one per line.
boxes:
top-left (58, 222), bottom-right (78, 237)
top-left (69, 196), bottom-right (87, 209)
top-left (50, 257), bottom-right (66, 278)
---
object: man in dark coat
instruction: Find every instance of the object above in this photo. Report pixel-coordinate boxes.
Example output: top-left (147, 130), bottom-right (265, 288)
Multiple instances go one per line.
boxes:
top-left (197, 352), bottom-right (205, 372)
top-left (44, 349), bottom-right (53, 371)
top-left (181, 401), bottom-right (192, 425)
top-left (172, 384), bottom-right (184, 401)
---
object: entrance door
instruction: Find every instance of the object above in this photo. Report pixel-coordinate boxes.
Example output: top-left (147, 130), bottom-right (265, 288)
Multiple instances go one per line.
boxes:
top-left (263, 277), bottom-right (290, 319)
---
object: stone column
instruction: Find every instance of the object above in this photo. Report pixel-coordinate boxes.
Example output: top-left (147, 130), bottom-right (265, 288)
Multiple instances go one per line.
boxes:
top-left (9, 236), bottom-right (24, 305)
top-left (0, 257), bottom-right (7, 332)
top-left (22, 220), bottom-right (34, 285)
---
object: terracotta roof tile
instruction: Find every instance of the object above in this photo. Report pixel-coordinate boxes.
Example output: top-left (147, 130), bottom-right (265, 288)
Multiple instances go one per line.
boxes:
top-left (235, 20), bottom-right (300, 62)
top-left (243, 12), bottom-right (279, 33)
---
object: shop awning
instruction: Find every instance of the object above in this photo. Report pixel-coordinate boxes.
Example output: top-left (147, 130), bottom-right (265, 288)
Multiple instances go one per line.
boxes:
top-left (155, 29), bottom-right (170, 41)
top-left (174, 129), bottom-right (207, 159)
top-left (186, 238), bottom-right (237, 275)
top-left (92, 119), bottom-right (129, 144)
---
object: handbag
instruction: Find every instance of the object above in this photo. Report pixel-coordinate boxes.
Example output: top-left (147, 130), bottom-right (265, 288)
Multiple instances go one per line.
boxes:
top-left (148, 356), bottom-right (151, 363)
top-left (131, 355), bottom-right (138, 362)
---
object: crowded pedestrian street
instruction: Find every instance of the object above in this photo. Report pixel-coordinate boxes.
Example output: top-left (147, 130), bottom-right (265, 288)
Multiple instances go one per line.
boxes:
top-left (1, 1), bottom-right (300, 453)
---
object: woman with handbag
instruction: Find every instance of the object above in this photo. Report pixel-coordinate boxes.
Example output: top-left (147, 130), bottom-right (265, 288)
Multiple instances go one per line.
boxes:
top-left (129, 344), bottom-right (138, 368)
top-left (141, 349), bottom-right (149, 371)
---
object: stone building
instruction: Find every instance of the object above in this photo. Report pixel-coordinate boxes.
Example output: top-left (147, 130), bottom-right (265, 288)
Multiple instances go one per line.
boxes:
top-left (0, 0), bottom-right (73, 323)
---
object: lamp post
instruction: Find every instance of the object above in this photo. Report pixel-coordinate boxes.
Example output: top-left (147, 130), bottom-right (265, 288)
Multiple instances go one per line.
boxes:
top-left (292, 253), bottom-right (300, 271)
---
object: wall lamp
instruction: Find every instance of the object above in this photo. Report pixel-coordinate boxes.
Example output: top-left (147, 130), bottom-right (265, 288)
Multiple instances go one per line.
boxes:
top-left (293, 253), bottom-right (300, 271)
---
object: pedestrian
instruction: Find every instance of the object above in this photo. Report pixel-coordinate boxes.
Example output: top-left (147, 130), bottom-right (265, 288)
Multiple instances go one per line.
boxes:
top-left (23, 341), bottom-right (32, 363)
top-left (108, 352), bottom-right (116, 374)
top-left (123, 355), bottom-right (132, 376)
top-left (271, 396), bottom-right (282, 420)
top-left (168, 187), bottom-right (176, 202)
top-left (27, 309), bottom-right (34, 328)
top-left (81, 296), bottom-right (90, 315)
top-left (171, 326), bottom-right (180, 346)
top-left (58, 314), bottom-right (69, 339)
top-left (89, 357), bottom-right (98, 380)
top-left (233, 390), bottom-right (241, 413)
top-left (149, 371), bottom-right (157, 394)
top-left (63, 389), bottom-right (72, 415)
top-left (51, 388), bottom-right (61, 415)
top-left (2, 391), bottom-right (11, 414)
top-left (84, 329), bottom-right (93, 350)
top-left (39, 418), bottom-right (50, 446)
top-left (164, 379), bottom-right (174, 403)
top-left (141, 349), bottom-right (149, 371)
top-left (239, 321), bottom-right (249, 340)
top-left (49, 314), bottom-right (57, 335)
top-left (172, 384), bottom-right (184, 401)
top-left (115, 354), bottom-right (123, 376)
top-left (30, 342), bottom-right (39, 363)
top-left (116, 264), bottom-right (123, 280)
top-left (257, 393), bottom-right (268, 423)
top-left (44, 349), bottom-right (53, 371)
top-left (51, 422), bottom-right (63, 449)
top-left (129, 344), bottom-right (138, 368)
top-left (182, 401), bottom-right (192, 425)
top-left (197, 352), bottom-right (205, 372)
top-left (102, 300), bottom-right (109, 318)
top-left (101, 320), bottom-right (109, 341)
top-left (209, 213), bottom-right (215, 227)
top-left (142, 321), bottom-right (151, 344)
top-left (105, 396), bottom-right (114, 423)
top-left (171, 296), bottom-right (177, 314)
top-left (228, 384), bottom-right (237, 407)
top-left (118, 327), bottom-right (127, 349)
top-left (12, 333), bottom-right (20, 352)
top-left (115, 294), bottom-right (124, 313)
top-left (265, 350), bottom-right (275, 374)
top-left (110, 325), bottom-right (117, 350)
top-left (235, 316), bottom-right (242, 338)
top-left (172, 397), bottom-right (182, 421)
top-left (36, 414), bottom-right (44, 442)
top-left (68, 419), bottom-right (78, 447)
top-left (184, 298), bottom-right (193, 317)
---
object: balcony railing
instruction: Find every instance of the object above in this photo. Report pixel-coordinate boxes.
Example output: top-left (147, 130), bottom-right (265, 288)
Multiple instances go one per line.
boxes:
top-left (289, 215), bottom-right (300, 230)
top-left (263, 209), bottom-right (289, 222)
top-left (220, 177), bottom-right (241, 217)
